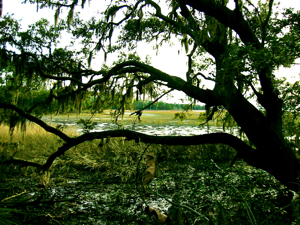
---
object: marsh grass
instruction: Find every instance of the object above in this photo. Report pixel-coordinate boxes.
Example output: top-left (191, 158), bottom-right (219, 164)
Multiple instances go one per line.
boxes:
top-left (44, 110), bottom-right (206, 126)
top-left (0, 124), bottom-right (78, 164)
top-left (1, 124), bottom-right (300, 224)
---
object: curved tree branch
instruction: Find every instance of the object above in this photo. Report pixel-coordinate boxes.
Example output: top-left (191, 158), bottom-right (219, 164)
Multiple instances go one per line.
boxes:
top-left (0, 103), bottom-right (72, 142)
top-left (181, 0), bottom-right (261, 48)
top-left (111, 60), bottom-right (222, 106)
top-left (2, 159), bottom-right (42, 169)
top-left (1, 126), bottom-right (256, 172)
top-left (43, 130), bottom-right (255, 171)
top-left (145, 0), bottom-right (225, 58)
top-left (0, 101), bottom-right (255, 170)
top-left (180, 0), bottom-right (282, 133)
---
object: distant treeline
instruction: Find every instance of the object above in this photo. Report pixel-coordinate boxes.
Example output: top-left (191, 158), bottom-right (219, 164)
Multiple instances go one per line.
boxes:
top-left (0, 85), bottom-right (205, 113)
top-left (131, 100), bottom-right (205, 110)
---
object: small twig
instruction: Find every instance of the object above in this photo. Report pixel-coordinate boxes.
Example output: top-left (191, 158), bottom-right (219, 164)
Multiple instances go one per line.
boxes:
top-left (47, 214), bottom-right (62, 225)
top-left (199, 106), bottom-right (218, 126)
top-left (130, 89), bottom-right (174, 117)
top-left (88, 111), bottom-right (96, 121)
top-left (1, 190), bottom-right (27, 202)
top-left (136, 140), bottom-right (152, 195)
top-left (193, 72), bottom-right (216, 81)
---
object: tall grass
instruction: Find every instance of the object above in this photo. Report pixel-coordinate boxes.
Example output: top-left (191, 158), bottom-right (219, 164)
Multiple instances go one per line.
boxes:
top-left (0, 124), bottom-right (77, 164)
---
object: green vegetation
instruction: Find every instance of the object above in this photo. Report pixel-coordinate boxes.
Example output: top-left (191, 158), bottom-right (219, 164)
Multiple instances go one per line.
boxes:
top-left (0, 110), bottom-right (300, 224)
top-left (1, 0), bottom-right (300, 224)
top-left (44, 110), bottom-right (205, 127)
top-left (1, 124), bottom-right (300, 224)
top-left (131, 100), bottom-right (204, 111)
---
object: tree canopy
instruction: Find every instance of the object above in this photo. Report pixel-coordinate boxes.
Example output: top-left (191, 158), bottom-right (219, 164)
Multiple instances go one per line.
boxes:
top-left (1, 0), bottom-right (300, 192)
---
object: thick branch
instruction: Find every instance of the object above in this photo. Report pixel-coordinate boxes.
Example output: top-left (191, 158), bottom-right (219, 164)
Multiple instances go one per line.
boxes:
top-left (181, 0), bottom-right (261, 48)
top-left (2, 159), bottom-right (42, 169)
top-left (8, 50), bottom-right (84, 86)
top-left (42, 67), bottom-right (144, 101)
top-left (262, 0), bottom-right (274, 44)
top-left (41, 130), bottom-right (255, 171)
top-left (180, 0), bottom-right (282, 130)
top-left (113, 61), bottom-right (221, 106)
top-left (145, 0), bottom-right (223, 58)
top-left (0, 103), bottom-right (72, 142)
top-left (80, 131), bottom-right (256, 158)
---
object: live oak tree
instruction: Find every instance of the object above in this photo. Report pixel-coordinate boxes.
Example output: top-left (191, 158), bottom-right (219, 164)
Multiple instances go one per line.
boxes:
top-left (1, 0), bottom-right (300, 192)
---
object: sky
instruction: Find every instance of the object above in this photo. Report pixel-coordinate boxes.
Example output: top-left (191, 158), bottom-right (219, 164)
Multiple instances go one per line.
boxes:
top-left (2, 0), bottom-right (300, 103)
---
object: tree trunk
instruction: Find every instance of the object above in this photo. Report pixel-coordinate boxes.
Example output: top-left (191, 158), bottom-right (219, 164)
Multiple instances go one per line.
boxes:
top-left (223, 88), bottom-right (300, 192)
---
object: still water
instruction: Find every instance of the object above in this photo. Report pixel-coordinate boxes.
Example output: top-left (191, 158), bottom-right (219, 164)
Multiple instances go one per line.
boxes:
top-left (43, 116), bottom-right (240, 136)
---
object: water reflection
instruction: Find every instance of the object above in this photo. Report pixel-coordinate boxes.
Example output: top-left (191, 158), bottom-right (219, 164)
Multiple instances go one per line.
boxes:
top-left (43, 116), bottom-right (239, 136)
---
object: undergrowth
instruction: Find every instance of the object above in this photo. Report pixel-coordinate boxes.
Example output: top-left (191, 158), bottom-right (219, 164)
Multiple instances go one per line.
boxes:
top-left (0, 124), bottom-right (300, 224)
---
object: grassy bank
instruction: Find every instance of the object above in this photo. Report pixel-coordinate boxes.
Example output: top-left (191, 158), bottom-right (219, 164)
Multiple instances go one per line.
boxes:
top-left (1, 124), bottom-right (299, 224)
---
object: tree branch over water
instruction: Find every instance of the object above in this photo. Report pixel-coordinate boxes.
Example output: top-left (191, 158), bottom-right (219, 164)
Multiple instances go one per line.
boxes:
top-left (0, 104), bottom-right (256, 171)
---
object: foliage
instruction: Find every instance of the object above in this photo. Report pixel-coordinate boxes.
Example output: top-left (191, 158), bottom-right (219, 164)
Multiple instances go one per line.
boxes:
top-left (76, 118), bottom-right (98, 133)
top-left (1, 125), bottom-right (300, 224)
top-left (174, 111), bottom-right (187, 122)
top-left (1, 0), bottom-right (300, 223)
top-left (132, 100), bottom-right (205, 111)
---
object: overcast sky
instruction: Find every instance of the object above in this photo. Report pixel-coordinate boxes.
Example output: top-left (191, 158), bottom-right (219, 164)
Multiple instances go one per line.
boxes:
top-left (2, 0), bottom-right (300, 103)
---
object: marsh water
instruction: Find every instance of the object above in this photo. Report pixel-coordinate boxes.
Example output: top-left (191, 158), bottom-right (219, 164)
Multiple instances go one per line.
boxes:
top-left (5, 112), bottom-right (274, 224)
top-left (42, 111), bottom-right (240, 136)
